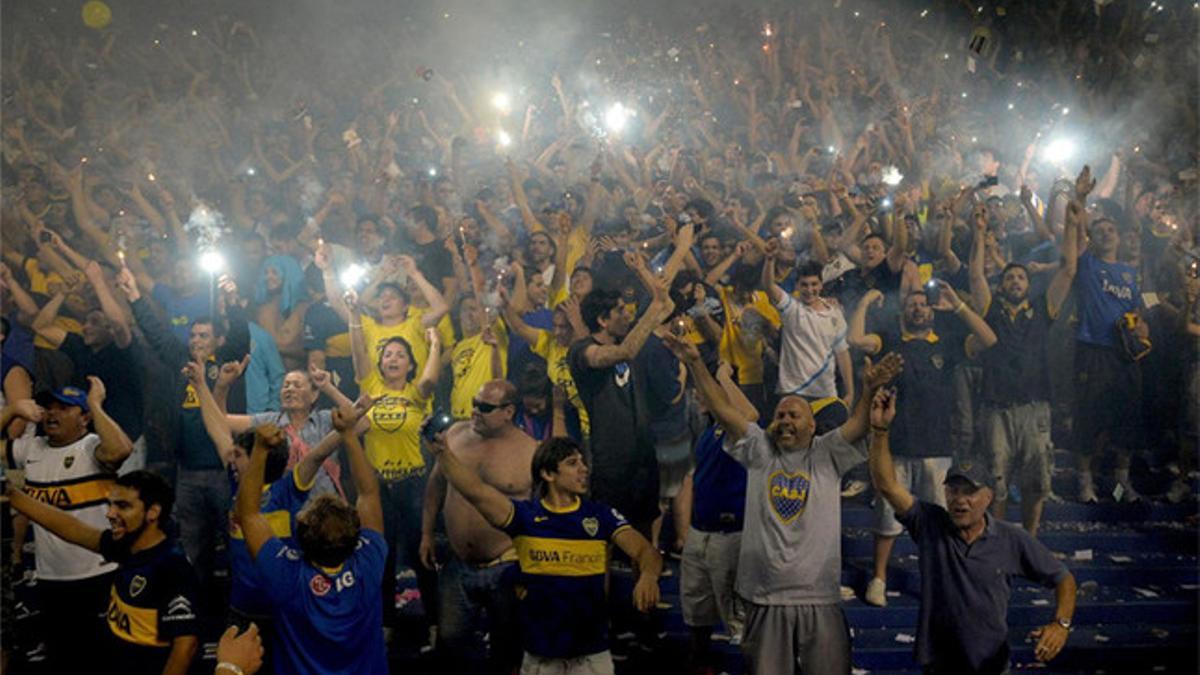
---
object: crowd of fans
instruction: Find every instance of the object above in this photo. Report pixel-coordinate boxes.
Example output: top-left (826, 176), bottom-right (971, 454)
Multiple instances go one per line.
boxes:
top-left (1, 0), bottom-right (1197, 673)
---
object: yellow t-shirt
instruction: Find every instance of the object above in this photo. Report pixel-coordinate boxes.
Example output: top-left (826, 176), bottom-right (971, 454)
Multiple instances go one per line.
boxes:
top-left (719, 287), bottom-right (781, 386)
top-left (530, 223), bottom-right (589, 280)
top-left (357, 370), bottom-right (429, 480)
top-left (531, 330), bottom-right (590, 436)
top-left (361, 308), bottom-right (431, 378)
top-left (449, 321), bottom-right (508, 419)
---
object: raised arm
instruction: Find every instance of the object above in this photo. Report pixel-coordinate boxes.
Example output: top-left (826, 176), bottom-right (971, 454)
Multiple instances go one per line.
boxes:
top-left (499, 286), bottom-right (543, 346)
top-left (86, 377), bottom-right (134, 471)
top-left (183, 361), bottom-right (242, 465)
top-left (866, 387), bottom-right (914, 517)
top-left (416, 327), bottom-right (442, 399)
top-left (333, 404), bottom-right (383, 533)
top-left (82, 261), bottom-right (132, 348)
top-left (30, 291), bottom-right (69, 348)
top-left (760, 240), bottom-right (785, 305)
top-left (968, 204), bottom-right (992, 314)
top-left (6, 484), bottom-right (103, 554)
top-left (346, 291), bottom-right (371, 383)
top-left (235, 425), bottom-right (283, 560)
top-left (1046, 199), bottom-right (1081, 317)
top-left (581, 284), bottom-right (674, 369)
top-left (847, 290), bottom-right (884, 354)
top-left (930, 282), bottom-right (998, 357)
top-left (667, 334), bottom-right (749, 441)
top-left (398, 255), bottom-right (449, 329)
top-left (426, 429), bottom-right (514, 528)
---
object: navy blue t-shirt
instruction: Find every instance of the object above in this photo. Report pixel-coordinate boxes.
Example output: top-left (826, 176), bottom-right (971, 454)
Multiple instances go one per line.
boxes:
top-left (691, 424), bottom-right (746, 533)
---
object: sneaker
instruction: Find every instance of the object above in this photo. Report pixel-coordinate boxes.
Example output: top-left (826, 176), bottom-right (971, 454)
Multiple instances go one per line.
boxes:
top-left (864, 578), bottom-right (887, 607)
top-left (1166, 479), bottom-right (1192, 504)
top-left (841, 480), bottom-right (868, 498)
top-left (840, 585), bottom-right (856, 601)
top-left (1114, 476), bottom-right (1143, 503)
top-left (1078, 473), bottom-right (1098, 504)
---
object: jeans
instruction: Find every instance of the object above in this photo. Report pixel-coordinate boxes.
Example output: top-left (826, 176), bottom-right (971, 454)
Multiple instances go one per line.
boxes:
top-left (176, 467), bottom-right (230, 587)
top-left (438, 556), bottom-right (521, 674)
top-left (380, 472), bottom-right (437, 626)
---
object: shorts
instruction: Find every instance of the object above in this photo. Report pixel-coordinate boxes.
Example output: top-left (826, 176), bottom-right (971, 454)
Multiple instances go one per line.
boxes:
top-left (741, 603), bottom-right (851, 675)
top-left (982, 401), bottom-right (1053, 499)
top-left (1072, 342), bottom-right (1142, 454)
top-left (655, 432), bottom-right (694, 500)
top-left (520, 650), bottom-right (613, 675)
top-left (874, 457), bottom-right (952, 536)
top-left (680, 528), bottom-right (743, 636)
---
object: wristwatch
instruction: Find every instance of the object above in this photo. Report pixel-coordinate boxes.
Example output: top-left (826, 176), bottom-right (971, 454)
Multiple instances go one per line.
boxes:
top-left (1056, 617), bottom-right (1073, 630)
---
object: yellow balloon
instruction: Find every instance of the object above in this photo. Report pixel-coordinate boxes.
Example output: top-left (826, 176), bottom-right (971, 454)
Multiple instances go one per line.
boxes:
top-left (82, 1), bottom-right (112, 30)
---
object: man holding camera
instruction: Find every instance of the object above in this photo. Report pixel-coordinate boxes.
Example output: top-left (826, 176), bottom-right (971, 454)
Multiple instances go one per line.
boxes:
top-left (849, 282), bottom-right (997, 606)
top-left (420, 380), bottom-right (537, 674)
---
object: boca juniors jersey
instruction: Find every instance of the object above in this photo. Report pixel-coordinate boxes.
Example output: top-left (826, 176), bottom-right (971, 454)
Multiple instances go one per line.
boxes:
top-left (99, 532), bottom-right (200, 675)
top-left (502, 497), bottom-right (630, 659)
top-left (228, 468), bottom-right (312, 617)
top-left (255, 529), bottom-right (388, 675)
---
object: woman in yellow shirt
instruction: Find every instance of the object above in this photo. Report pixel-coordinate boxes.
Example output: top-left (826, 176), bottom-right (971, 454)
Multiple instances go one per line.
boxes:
top-left (348, 291), bottom-right (441, 631)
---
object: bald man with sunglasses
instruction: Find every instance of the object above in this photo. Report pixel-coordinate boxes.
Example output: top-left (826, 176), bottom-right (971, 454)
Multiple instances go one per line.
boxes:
top-left (420, 380), bottom-right (537, 674)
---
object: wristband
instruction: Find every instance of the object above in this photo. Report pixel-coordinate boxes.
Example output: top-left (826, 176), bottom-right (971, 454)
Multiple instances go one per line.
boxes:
top-left (348, 323), bottom-right (362, 329)
top-left (953, 302), bottom-right (967, 315)
top-left (870, 425), bottom-right (890, 433)
top-left (216, 664), bottom-right (245, 675)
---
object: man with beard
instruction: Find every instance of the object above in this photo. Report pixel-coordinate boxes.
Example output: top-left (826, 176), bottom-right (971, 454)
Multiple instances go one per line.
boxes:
top-left (665, 332), bottom-right (902, 675)
top-left (849, 281), bottom-right (997, 607)
top-left (868, 388), bottom-right (1076, 674)
top-left (972, 188), bottom-right (1081, 535)
top-left (3, 381), bottom-right (135, 672)
top-left (420, 380), bottom-right (537, 674)
top-left (5, 465), bottom-right (199, 675)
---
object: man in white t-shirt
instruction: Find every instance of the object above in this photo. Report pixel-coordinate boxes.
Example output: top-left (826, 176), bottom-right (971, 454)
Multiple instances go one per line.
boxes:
top-left (3, 379), bottom-right (134, 672)
top-left (764, 255), bottom-right (854, 433)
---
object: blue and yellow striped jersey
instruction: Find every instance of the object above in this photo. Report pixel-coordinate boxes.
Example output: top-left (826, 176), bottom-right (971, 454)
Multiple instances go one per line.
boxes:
top-left (227, 467), bottom-right (312, 616)
top-left (502, 497), bottom-right (630, 659)
top-left (99, 532), bottom-right (199, 675)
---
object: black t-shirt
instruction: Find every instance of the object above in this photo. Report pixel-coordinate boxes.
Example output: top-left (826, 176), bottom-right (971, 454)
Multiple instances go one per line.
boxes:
top-left (413, 239), bottom-right (454, 284)
top-left (981, 295), bottom-right (1054, 405)
top-left (880, 320), bottom-right (966, 457)
top-left (60, 334), bottom-right (145, 441)
top-left (567, 336), bottom-right (660, 525)
top-left (99, 532), bottom-right (200, 675)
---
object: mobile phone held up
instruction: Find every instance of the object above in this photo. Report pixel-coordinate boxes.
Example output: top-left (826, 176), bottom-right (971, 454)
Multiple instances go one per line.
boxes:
top-left (924, 278), bottom-right (941, 305)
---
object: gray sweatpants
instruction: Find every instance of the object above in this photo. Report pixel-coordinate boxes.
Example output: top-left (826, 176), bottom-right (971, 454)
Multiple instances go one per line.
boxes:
top-left (741, 603), bottom-right (851, 675)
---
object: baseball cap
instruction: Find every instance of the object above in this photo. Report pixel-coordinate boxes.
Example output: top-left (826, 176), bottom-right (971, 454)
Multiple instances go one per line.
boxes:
top-left (36, 386), bottom-right (89, 414)
top-left (944, 461), bottom-right (992, 490)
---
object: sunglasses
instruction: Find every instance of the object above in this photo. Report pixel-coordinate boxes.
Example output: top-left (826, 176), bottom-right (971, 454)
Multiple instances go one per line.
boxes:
top-left (472, 399), bottom-right (512, 413)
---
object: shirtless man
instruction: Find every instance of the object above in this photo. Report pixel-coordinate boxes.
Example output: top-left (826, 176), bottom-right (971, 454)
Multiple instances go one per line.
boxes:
top-left (420, 380), bottom-right (537, 675)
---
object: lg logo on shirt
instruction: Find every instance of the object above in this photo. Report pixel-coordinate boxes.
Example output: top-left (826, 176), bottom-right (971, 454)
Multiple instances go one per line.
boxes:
top-left (309, 570), bottom-right (356, 597)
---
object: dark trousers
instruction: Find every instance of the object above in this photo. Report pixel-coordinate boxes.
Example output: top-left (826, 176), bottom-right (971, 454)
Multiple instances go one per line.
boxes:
top-left (40, 572), bottom-right (113, 671)
top-left (437, 556), bottom-right (521, 674)
top-left (380, 473), bottom-right (438, 628)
